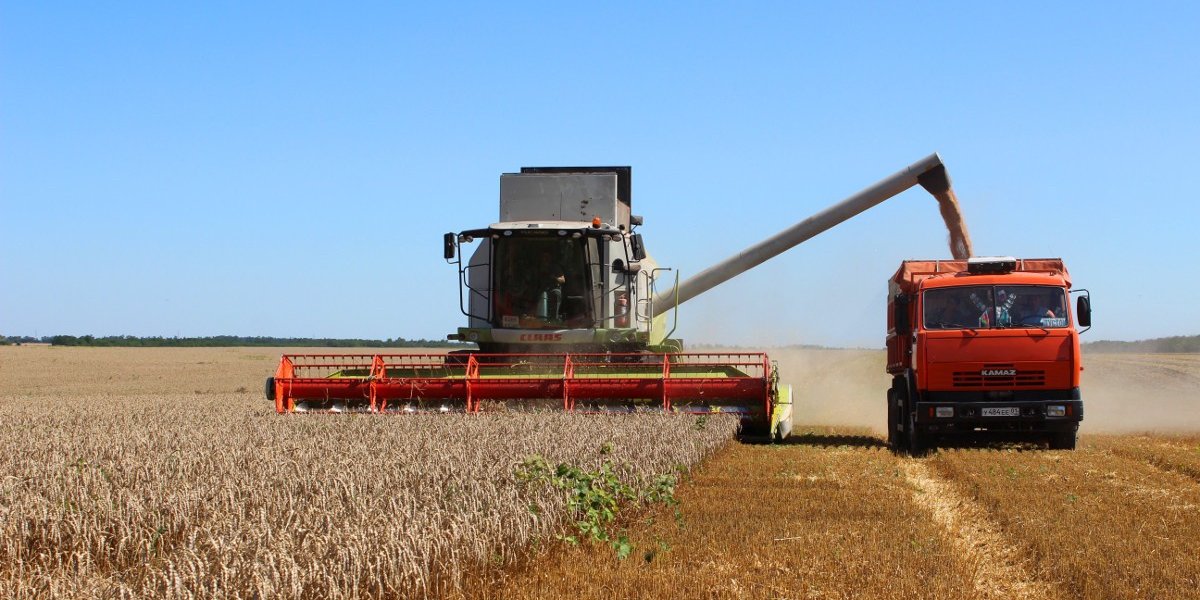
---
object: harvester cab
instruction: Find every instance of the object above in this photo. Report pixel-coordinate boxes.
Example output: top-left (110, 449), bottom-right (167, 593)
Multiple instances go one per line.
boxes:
top-left (430, 166), bottom-right (786, 437)
top-left (443, 167), bottom-right (671, 354)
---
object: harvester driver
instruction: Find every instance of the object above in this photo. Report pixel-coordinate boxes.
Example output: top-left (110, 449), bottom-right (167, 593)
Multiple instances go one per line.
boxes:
top-left (519, 248), bottom-right (567, 323)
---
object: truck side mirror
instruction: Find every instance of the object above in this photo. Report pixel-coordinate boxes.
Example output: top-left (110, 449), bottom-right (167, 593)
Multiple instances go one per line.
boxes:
top-left (443, 233), bottom-right (456, 260)
top-left (894, 295), bottom-right (910, 335)
top-left (630, 234), bottom-right (646, 261)
top-left (1076, 295), bottom-right (1092, 327)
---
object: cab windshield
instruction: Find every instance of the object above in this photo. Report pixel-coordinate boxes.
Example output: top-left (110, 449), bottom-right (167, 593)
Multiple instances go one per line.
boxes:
top-left (491, 235), bottom-right (597, 329)
top-left (923, 285), bottom-right (1068, 330)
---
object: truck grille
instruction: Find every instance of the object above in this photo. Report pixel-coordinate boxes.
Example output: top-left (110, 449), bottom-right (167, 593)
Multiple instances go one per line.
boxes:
top-left (952, 364), bottom-right (1046, 388)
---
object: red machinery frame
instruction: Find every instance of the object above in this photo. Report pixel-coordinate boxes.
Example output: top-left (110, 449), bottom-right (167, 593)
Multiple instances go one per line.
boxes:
top-left (271, 352), bottom-right (772, 417)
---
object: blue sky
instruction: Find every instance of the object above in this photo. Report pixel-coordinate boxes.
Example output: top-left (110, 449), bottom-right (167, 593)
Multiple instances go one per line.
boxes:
top-left (2, 2), bottom-right (1197, 347)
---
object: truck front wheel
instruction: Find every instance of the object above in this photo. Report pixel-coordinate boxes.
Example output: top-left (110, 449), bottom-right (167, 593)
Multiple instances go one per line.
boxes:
top-left (907, 412), bottom-right (927, 456)
top-left (1049, 429), bottom-right (1077, 450)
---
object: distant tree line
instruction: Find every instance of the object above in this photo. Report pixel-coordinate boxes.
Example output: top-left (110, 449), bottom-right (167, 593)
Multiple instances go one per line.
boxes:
top-left (1083, 335), bottom-right (1200, 353)
top-left (0, 334), bottom-right (469, 348)
top-left (4, 333), bottom-right (1195, 352)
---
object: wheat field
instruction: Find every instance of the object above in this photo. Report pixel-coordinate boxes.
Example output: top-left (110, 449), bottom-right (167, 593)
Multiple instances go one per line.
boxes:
top-left (0, 347), bottom-right (737, 598)
top-left (3, 346), bottom-right (1199, 599)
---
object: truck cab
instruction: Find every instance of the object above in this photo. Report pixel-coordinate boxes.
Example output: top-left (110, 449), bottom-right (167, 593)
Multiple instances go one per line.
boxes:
top-left (886, 257), bottom-right (1092, 453)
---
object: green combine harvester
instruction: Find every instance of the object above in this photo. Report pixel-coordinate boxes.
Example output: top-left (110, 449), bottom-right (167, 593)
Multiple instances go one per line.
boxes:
top-left (267, 156), bottom-right (955, 440)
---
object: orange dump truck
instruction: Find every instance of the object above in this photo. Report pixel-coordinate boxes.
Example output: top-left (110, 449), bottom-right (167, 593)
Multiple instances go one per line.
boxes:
top-left (886, 257), bottom-right (1092, 453)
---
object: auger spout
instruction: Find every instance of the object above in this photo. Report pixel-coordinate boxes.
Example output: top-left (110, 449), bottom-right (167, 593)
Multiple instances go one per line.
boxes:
top-left (651, 152), bottom-right (951, 317)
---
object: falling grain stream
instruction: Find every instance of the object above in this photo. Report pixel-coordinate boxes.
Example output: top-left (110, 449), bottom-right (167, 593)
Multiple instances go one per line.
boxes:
top-left (933, 187), bottom-right (973, 259)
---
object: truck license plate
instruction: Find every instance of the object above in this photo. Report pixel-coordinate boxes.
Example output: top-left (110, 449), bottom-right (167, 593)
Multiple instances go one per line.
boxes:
top-left (982, 407), bottom-right (1020, 417)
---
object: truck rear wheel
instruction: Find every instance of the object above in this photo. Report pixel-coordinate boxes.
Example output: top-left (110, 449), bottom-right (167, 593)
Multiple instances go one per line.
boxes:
top-left (886, 389), bottom-right (899, 448)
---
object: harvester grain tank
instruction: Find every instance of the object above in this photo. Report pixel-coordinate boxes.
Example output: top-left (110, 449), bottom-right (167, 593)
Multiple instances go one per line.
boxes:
top-left (886, 257), bottom-right (1093, 453)
top-left (267, 154), bottom-right (957, 440)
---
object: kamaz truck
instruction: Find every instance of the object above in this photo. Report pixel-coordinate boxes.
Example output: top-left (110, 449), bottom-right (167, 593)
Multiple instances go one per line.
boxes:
top-left (886, 257), bottom-right (1092, 453)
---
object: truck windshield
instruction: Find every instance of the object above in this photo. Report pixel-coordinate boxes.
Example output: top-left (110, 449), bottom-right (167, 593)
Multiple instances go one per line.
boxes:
top-left (491, 235), bottom-right (595, 329)
top-left (923, 285), bottom-right (1068, 330)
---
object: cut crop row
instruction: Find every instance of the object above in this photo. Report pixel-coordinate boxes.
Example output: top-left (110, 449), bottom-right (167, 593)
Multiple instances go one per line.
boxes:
top-left (1089, 433), bottom-right (1200, 483)
top-left (929, 442), bottom-right (1200, 598)
top-left (467, 429), bottom-right (979, 600)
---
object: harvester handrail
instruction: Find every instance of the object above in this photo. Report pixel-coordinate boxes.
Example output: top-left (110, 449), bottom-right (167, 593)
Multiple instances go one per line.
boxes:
top-left (282, 354), bottom-right (381, 359)
top-left (288, 362), bottom-right (377, 368)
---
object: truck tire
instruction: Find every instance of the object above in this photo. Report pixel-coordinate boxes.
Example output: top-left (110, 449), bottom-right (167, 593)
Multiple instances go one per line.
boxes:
top-left (907, 412), bottom-right (927, 456)
top-left (887, 388), bottom-right (906, 451)
top-left (886, 389), bottom-right (897, 448)
top-left (1049, 430), bottom-right (1077, 450)
top-left (264, 377), bottom-right (275, 401)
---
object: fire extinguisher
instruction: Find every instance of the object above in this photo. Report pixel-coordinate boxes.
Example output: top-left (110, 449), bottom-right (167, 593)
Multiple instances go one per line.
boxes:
top-left (615, 291), bottom-right (630, 328)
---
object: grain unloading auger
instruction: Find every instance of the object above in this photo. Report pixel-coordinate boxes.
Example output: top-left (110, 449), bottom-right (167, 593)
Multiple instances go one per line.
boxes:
top-left (267, 155), bottom-right (954, 439)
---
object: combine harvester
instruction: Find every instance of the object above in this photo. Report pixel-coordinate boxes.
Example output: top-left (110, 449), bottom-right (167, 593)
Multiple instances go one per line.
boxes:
top-left (266, 155), bottom-right (957, 439)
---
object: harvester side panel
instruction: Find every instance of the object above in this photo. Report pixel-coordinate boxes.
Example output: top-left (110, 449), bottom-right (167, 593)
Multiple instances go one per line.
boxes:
top-left (500, 172), bottom-right (620, 225)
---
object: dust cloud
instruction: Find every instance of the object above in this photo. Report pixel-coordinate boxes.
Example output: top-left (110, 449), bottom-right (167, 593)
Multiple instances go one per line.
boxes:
top-left (767, 347), bottom-right (892, 434)
top-left (933, 188), bottom-right (973, 259)
top-left (756, 348), bottom-right (1200, 435)
top-left (1079, 353), bottom-right (1200, 433)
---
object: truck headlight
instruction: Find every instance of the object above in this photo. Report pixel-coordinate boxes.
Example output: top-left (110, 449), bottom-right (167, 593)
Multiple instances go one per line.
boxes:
top-left (935, 406), bottom-right (954, 418)
top-left (1047, 405), bottom-right (1066, 417)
